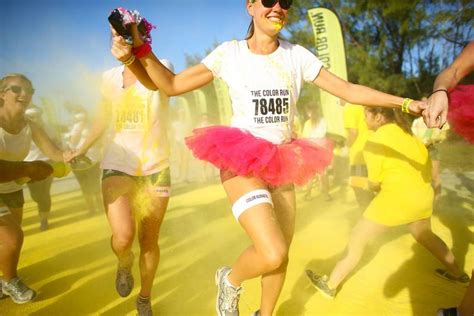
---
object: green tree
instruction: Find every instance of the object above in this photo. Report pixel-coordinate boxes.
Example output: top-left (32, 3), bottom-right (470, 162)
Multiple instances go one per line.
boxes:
top-left (286, 0), bottom-right (473, 98)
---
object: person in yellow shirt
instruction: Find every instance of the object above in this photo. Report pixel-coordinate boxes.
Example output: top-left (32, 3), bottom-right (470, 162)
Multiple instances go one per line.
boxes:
top-left (306, 107), bottom-right (469, 299)
top-left (343, 103), bottom-right (374, 209)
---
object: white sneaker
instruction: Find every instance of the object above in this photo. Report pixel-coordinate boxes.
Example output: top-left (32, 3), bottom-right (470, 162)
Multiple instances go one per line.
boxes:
top-left (2, 278), bottom-right (36, 304)
top-left (215, 266), bottom-right (242, 316)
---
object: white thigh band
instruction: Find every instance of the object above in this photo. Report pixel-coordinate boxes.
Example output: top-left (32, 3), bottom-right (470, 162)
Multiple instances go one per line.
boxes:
top-left (0, 206), bottom-right (11, 217)
top-left (232, 189), bottom-right (273, 220)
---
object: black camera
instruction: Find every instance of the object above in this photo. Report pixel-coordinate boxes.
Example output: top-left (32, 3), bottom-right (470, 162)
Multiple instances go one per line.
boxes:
top-left (108, 8), bottom-right (148, 45)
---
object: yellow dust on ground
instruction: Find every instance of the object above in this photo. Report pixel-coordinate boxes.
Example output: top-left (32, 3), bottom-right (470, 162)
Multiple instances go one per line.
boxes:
top-left (0, 174), bottom-right (472, 315)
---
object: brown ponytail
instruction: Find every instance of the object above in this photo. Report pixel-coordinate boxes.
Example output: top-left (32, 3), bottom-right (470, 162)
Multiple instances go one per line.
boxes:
top-left (246, 20), bottom-right (255, 39)
top-left (366, 107), bottom-right (413, 135)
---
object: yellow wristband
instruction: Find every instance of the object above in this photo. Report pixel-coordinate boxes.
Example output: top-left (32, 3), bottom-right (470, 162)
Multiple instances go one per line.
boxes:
top-left (401, 98), bottom-right (413, 113)
top-left (122, 54), bottom-right (135, 66)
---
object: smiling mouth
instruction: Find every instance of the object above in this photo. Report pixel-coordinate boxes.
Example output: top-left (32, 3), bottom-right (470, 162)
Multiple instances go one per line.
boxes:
top-left (267, 16), bottom-right (283, 23)
top-left (267, 16), bottom-right (284, 30)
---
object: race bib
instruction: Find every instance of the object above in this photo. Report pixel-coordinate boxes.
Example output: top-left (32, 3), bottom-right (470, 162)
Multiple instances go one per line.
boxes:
top-left (114, 88), bottom-right (149, 132)
top-left (250, 88), bottom-right (291, 126)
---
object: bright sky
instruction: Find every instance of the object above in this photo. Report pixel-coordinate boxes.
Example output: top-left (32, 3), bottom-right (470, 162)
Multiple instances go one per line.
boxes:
top-left (0, 0), bottom-right (250, 110)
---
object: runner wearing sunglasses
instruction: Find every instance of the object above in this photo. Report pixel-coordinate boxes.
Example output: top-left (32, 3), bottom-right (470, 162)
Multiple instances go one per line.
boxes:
top-left (0, 73), bottom-right (70, 304)
top-left (110, 1), bottom-right (441, 315)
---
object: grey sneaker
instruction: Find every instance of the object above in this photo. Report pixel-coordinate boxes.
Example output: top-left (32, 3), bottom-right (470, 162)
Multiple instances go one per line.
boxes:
top-left (305, 270), bottom-right (336, 299)
top-left (2, 278), bottom-right (36, 304)
top-left (435, 268), bottom-right (471, 287)
top-left (116, 252), bottom-right (134, 297)
top-left (215, 266), bottom-right (242, 316)
top-left (136, 295), bottom-right (152, 316)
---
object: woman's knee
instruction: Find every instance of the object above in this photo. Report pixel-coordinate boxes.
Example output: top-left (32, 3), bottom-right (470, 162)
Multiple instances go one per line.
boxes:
top-left (112, 231), bottom-right (134, 251)
top-left (260, 243), bottom-right (289, 271)
top-left (409, 222), bottom-right (432, 242)
top-left (138, 230), bottom-right (160, 252)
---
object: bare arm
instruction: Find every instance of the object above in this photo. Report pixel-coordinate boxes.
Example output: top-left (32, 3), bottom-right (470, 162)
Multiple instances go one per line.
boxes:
top-left (110, 25), bottom-right (214, 96)
top-left (426, 41), bottom-right (474, 127)
top-left (313, 68), bottom-right (425, 114)
top-left (71, 101), bottom-right (110, 159)
top-left (30, 121), bottom-right (65, 161)
top-left (0, 160), bottom-right (53, 182)
top-left (138, 56), bottom-right (214, 96)
top-left (109, 25), bottom-right (159, 91)
top-left (434, 41), bottom-right (474, 90)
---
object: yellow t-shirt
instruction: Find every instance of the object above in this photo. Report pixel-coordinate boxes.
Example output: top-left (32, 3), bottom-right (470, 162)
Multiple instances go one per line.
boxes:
top-left (363, 123), bottom-right (433, 226)
top-left (343, 104), bottom-right (370, 166)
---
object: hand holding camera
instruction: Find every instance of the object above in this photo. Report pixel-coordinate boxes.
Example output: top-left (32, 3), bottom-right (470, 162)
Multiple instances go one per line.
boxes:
top-left (108, 7), bottom-right (154, 46)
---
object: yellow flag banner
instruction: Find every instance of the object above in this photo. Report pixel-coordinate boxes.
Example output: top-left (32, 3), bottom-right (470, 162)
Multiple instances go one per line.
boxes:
top-left (192, 90), bottom-right (208, 115)
top-left (213, 79), bottom-right (232, 125)
top-left (308, 8), bottom-right (347, 137)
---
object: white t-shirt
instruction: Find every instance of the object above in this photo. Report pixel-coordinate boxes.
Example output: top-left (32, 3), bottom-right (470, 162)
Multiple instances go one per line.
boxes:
top-left (100, 62), bottom-right (173, 176)
top-left (0, 124), bottom-right (32, 193)
top-left (202, 40), bottom-right (323, 144)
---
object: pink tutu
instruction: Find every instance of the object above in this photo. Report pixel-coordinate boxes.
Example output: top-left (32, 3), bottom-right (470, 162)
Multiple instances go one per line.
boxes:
top-left (185, 126), bottom-right (333, 186)
top-left (448, 85), bottom-right (474, 144)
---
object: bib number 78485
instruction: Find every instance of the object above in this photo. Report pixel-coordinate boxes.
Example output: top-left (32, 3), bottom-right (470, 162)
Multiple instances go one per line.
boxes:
top-left (253, 97), bottom-right (289, 116)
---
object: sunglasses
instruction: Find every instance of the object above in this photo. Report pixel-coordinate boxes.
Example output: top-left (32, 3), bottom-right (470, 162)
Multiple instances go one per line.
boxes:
top-left (261, 0), bottom-right (293, 10)
top-left (5, 85), bottom-right (35, 96)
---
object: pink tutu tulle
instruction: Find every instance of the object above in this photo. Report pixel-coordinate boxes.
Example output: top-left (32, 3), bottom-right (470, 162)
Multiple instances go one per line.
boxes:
top-left (448, 85), bottom-right (474, 144)
top-left (185, 126), bottom-right (333, 186)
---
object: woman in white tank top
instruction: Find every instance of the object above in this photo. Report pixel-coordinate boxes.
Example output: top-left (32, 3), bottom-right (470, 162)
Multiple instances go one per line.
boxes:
top-left (0, 73), bottom-right (68, 304)
top-left (66, 42), bottom-right (175, 313)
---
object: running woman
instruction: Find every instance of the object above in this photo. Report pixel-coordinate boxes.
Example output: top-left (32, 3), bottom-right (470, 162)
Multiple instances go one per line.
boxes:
top-left (109, 1), bottom-right (439, 315)
top-left (66, 12), bottom-right (175, 313)
top-left (0, 73), bottom-right (68, 304)
top-left (306, 107), bottom-right (469, 299)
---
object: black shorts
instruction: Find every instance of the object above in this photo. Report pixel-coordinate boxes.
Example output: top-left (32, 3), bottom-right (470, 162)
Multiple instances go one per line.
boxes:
top-left (0, 190), bottom-right (24, 209)
top-left (102, 168), bottom-right (171, 186)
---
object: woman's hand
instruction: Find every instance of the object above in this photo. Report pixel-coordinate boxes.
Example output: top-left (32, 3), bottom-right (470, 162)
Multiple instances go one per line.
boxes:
top-left (110, 25), bottom-right (133, 62)
top-left (129, 23), bottom-right (145, 47)
top-left (423, 92), bottom-right (448, 128)
top-left (63, 148), bottom-right (85, 163)
top-left (62, 149), bottom-right (76, 162)
top-left (408, 99), bottom-right (427, 116)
